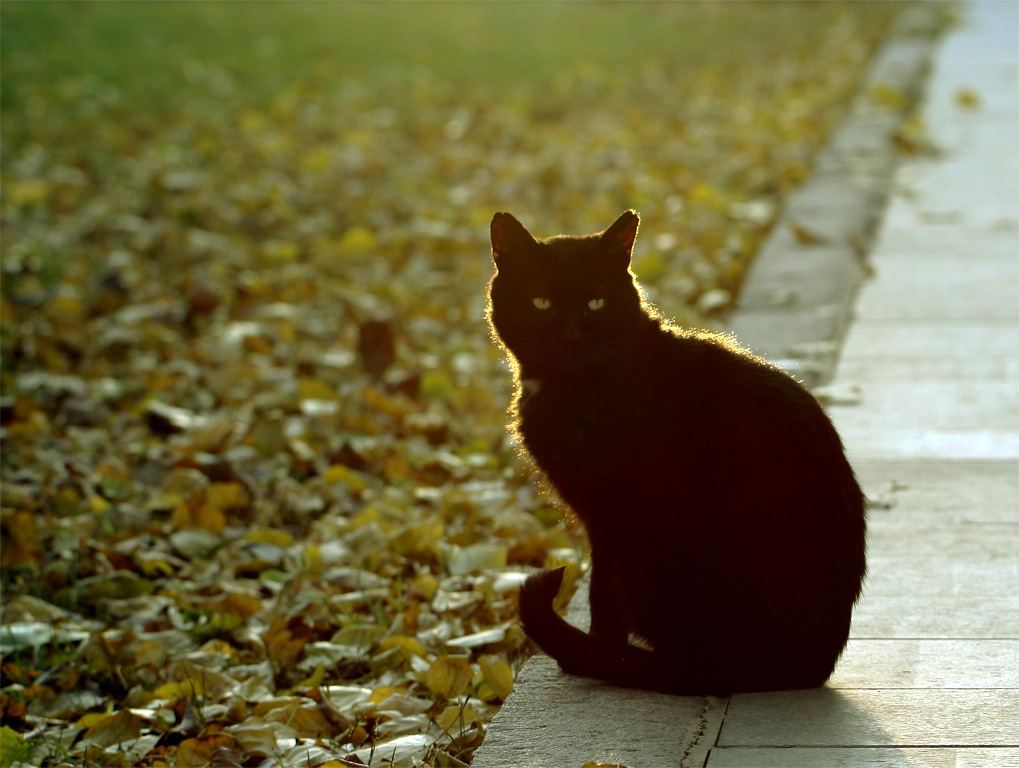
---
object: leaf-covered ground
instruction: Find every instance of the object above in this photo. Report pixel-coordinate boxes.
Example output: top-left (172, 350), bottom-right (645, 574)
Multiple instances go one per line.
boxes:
top-left (1, 3), bottom-right (897, 766)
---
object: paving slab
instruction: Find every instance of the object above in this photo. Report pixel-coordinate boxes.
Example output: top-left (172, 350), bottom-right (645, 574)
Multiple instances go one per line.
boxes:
top-left (831, 639), bottom-right (1019, 688)
top-left (706, 747), bottom-right (1019, 768)
top-left (854, 458), bottom-right (1019, 523)
top-left (851, 594), bottom-right (1019, 638)
top-left (735, 238), bottom-right (864, 314)
top-left (472, 577), bottom-right (714, 768)
top-left (471, 656), bottom-right (705, 768)
top-left (860, 559), bottom-right (1018, 600)
top-left (717, 689), bottom-right (1019, 747)
top-left (835, 320), bottom-right (1019, 359)
top-left (835, 354), bottom-right (1018, 383)
top-left (853, 253), bottom-right (1019, 320)
top-left (705, 4), bottom-right (1019, 764)
top-left (832, 399), bottom-right (1019, 460)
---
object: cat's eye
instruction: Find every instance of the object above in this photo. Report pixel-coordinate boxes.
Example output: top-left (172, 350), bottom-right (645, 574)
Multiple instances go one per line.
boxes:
top-left (533, 298), bottom-right (551, 310)
top-left (588, 298), bottom-right (605, 311)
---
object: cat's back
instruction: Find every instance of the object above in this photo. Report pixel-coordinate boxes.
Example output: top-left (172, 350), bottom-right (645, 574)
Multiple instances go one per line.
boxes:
top-left (636, 324), bottom-right (850, 468)
top-left (640, 324), bottom-right (807, 410)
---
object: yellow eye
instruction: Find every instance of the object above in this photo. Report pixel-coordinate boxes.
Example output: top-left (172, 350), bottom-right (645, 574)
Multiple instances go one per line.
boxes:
top-left (533, 297), bottom-right (551, 310)
top-left (588, 298), bottom-right (605, 311)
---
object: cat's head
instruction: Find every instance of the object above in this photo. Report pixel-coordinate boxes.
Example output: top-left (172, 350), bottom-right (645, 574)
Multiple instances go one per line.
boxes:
top-left (487, 211), bottom-right (649, 379)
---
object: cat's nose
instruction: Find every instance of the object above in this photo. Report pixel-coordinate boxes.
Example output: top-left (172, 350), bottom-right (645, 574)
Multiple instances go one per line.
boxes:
top-left (564, 316), bottom-right (582, 340)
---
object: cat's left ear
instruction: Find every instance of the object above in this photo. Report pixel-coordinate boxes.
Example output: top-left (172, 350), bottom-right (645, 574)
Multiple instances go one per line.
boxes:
top-left (600, 210), bottom-right (640, 268)
top-left (491, 212), bottom-right (537, 267)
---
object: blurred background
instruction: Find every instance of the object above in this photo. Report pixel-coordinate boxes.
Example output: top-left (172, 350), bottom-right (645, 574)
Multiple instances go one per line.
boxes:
top-left (0, 2), bottom-right (898, 765)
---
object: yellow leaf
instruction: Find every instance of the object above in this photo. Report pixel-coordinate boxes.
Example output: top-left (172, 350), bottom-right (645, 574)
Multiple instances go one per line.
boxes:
top-left (414, 573), bottom-right (438, 601)
top-left (391, 519), bottom-right (445, 558)
top-left (788, 221), bottom-right (827, 246)
top-left (0, 726), bottom-right (25, 766)
top-left (262, 240), bottom-right (301, 262)
top-left (338, 226), bottom-right (377, 255)
top-left (207, 482), bottom-right (247, 510)
top-left (76, 712), bottom-right (112, 729)
top-left (239, 109), bottom-right (267, 133)
top-left (195, 501), bottom-right (227, 532)
top-left (425, 655), bottom-right (473, 697)
top-left (282, 705), bottom-right (333, 737)
top-left (89, 494), bottom-right (111, 515)
top-left (687, 181), bottom-right (726, 210)
top-left (369, 685), bottom-right (406, 704)
top-left (297, 377), bottom-right (338, 401)
top-left (135, 638), bottom-right (168, 668)
top-left (244, 528), bottom-right (294, 547)
top-left (171, 659), bottom-right (237, 698)
top-left (296, 663), bottom-right (327, 689)
top-left (301, 148), bottom-right (333, 173)
top-left (212, 592), bottom-right (264, 617)
top-left (7, 178), bottom-right (50, 207)
top-left (870, 82), bottom-right (908, 110)
top-left (478, 654), bottom-right (514, 701)
top-left (323, 464), bottom-right (370, 492)
top-left (302, 544), bottom-right (324, 575)
top-left (153, 680), bottom-right (201, 701)
top-left (362, 386), bottom-right (408, 418)
top-left (436, 704), bottom-right (481, 730)
top-left (1, 510), bottom-right (41, 565)
top-left (139, 558), bottom-right (175, 578)
top-left (378, 635), bottom-right (427, 660)
top-left (199, 638), bottom-right (235, 655)
top-left (419, 370), bottom-right (454, 401)
top-left (174, 734), bottom-right (234, 767)
top-left (955, 87), bottom-right (980, 110)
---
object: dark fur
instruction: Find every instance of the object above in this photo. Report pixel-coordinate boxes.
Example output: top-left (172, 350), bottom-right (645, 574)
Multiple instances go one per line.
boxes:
top-left (488, 210), bottom-right (866, 695)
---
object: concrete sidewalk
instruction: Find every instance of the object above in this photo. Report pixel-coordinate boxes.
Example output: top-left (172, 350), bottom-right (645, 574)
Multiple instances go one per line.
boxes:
top-left (713, 2), bottom-right (1019, 764)
top-left (474, 3), bottom-right (1019, 766)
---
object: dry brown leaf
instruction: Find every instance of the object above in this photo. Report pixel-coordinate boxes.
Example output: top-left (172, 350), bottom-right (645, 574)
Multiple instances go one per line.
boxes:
top-left (81, 709), bottom-right (144, 748)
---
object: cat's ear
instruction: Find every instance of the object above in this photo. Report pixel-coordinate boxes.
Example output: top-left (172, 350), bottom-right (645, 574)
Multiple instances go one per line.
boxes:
top-left (600, 210), bottom-right (640, 268)
top-left (491, 212), bottom-right (537, 267)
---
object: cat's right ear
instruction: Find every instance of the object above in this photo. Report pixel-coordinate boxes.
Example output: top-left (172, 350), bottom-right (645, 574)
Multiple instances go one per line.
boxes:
top-left (600, 210), bottom-right (640, 270)
top-left (491, 212), bottom-right (537, 268)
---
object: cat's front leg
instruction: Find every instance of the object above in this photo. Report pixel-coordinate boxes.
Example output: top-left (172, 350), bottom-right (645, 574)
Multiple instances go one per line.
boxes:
top-left (588, 558), bottom-right (628, 644)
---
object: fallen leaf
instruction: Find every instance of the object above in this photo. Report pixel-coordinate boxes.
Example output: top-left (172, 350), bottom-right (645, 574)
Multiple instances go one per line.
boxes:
top-left (955, 87), bottom-right (980, 109)
top-left (788, 221), bottom-right (827, 246)
top-left (425, 655), bottom-right (474, 698)
top-left (81, 709), bottom-right (144, 748)
top-left (478, 654), bottom-right (515, 701)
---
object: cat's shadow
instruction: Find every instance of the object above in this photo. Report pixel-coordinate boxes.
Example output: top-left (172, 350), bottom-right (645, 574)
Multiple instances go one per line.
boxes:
top-left (546, 577), bottom-right (898, 763)
top-left (714, 685), bottom-right (898, 750)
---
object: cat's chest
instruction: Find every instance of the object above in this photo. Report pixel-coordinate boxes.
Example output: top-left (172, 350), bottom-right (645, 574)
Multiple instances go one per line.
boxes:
top-left (516, 375), bottom-right (649, 459)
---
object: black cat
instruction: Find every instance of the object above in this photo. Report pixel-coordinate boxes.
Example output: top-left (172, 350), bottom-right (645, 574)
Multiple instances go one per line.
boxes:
top-left (487, 210), bottom-right (866, 695)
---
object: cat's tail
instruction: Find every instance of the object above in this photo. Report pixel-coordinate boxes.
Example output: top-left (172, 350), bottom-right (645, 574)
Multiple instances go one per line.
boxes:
top-left (519, 567), bottom-right (838, 695)
top-left (518, 567), bottom-right (686, 694)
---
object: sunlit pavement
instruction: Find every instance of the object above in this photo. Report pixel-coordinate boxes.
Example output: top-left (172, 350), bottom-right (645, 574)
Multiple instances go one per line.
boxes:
top-left (744, 0), bottom-right (1019, 763)
top-left (474, 2), bottom-right (1019, 766)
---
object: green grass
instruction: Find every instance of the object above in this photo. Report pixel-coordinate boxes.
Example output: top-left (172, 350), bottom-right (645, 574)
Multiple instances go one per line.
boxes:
top-left (0, 1), bottom-right (898, 311)
top-left (2, 1), bottom-right (892, 113)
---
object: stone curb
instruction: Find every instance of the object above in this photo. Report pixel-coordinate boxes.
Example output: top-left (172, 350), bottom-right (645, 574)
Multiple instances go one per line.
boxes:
top-left (728, 6), bottom-right (944, 390)
top-left (472, 8), bottom-right (946, 768)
